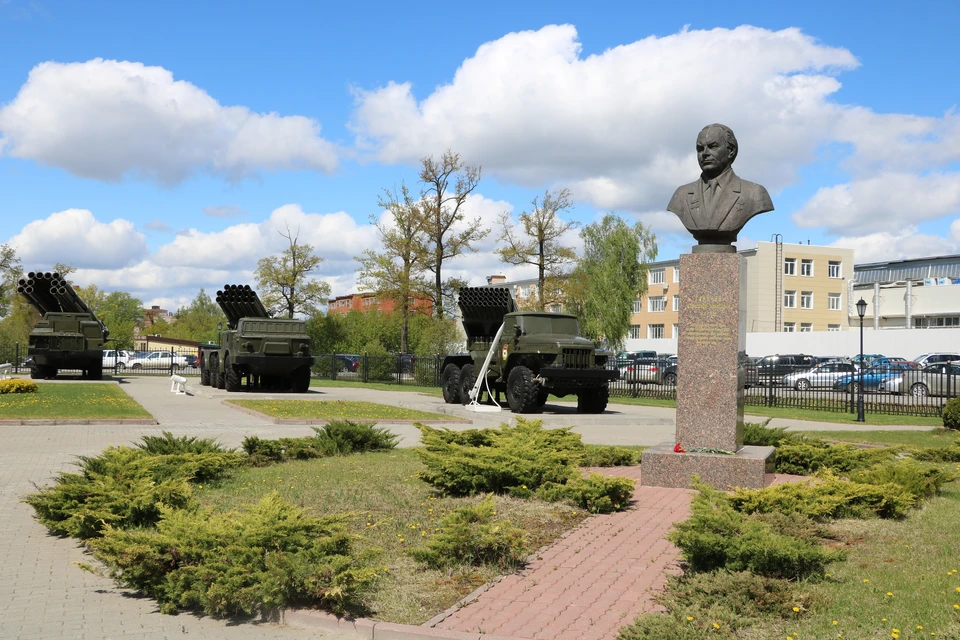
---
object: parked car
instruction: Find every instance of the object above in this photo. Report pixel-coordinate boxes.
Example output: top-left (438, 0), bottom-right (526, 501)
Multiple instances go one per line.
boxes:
top-left (833, 362), bottom-right (919, 393)
top-left (616, 350), bottom-right (657, 367)
top-left (102, 349), bottom-right (132, 369)
top-left (621, 357), bottom-right (673, 384)
top-left (879, 362), bottom-right (960, 398)
top-left (913, 352), bottom-right (960, 367)
top-left (183, 354), bottom-right (199, 368)
top-left (852, 353), bottom-right (886, 368)
top-left (127, 351), bottom-right (189, 370)
top-left (335, 354), bottom-right (360, 372)
top-left (743, 354), bottom-right (818, 387)
top-left (782, 361), bottom-right (858, 390)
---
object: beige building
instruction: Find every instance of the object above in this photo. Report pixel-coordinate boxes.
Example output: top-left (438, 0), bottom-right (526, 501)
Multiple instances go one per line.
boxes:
top-left (628, 242), bottom-right (855, 340)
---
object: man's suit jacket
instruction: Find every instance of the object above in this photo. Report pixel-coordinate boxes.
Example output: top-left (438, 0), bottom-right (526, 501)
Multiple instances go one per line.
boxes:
top-left (667, 169), bottom-right (773, 245)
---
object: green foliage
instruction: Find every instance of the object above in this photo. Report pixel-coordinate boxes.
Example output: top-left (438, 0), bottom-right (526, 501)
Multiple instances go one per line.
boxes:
top-left (415, 418), bottom-right (584, 496)
top-left (151, 289), bottom-right (226, 344)
top-left (580, 445), bottom-right (641, 467)
top-left (669, 484), bottom-right (843, 580)
top-left (359, 341), bottom-right (395, 381)
top-left (943, 396), bottom-right (960, 429)
top-left (729, 472), bottom-right (916, 520)
top-left (850, 460), bottom-right (955, 500)
top-left (537, 473), bottom-right (635, 513)
top-left (743, 421), bottom-right (800, 448)
top-left (135, 431), bottom-right (230, 455)
top-left (617, 571), bottom-right (812, 639)
top-left (311, 420), bottom-right (398, 455)
top-left (77, 285), bottom-right (144, 349)
top-left (255, 229), bottom-right (330, 318)
top-left (774, 442), bottom-right (896, 475)
top-left (911, 441), bottom-right (960, 462)
top-left (24, 447), bottom-right (243, 539)
top-left (410, 495), bottom-right (527, 570)
top-left (0, 378), bottom-right (38, 393)
top-left (88, 493), bottom-right (378, 617)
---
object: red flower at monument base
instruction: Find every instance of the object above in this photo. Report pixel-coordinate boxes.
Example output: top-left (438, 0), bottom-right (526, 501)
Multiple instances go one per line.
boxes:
top-left (673, 443), bottom-right (686, 453)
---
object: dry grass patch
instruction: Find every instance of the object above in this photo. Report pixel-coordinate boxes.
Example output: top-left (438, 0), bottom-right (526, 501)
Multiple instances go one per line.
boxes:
top-left (228, 399), bottom-right (454, 422)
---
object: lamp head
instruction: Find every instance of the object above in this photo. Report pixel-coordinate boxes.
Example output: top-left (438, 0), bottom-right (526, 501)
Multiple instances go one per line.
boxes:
top-left (856, 297), bottom-right (867, 319)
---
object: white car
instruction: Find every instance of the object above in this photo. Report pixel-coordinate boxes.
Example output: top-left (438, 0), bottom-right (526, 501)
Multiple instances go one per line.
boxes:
top-left (127, 351), bottom-right (189, 370)
top-left (102, 349), bottom-right (133, 369)
top-left (781, 361), bottom-right (857, 390)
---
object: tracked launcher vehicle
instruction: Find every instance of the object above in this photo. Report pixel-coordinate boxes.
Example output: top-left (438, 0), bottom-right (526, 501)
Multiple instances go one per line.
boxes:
top-left (441, 286), bottom-right (618, 413)
top-left (17, 271), bottom-right (108, 380)
top-left (201, 285), bottom-right (314, 393)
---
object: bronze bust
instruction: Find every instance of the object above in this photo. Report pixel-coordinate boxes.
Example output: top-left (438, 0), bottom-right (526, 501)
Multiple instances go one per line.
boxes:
top-left (667, 124), bottom-right (774, 252)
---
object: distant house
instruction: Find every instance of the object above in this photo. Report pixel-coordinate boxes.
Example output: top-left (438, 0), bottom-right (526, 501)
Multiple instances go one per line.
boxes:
top-left (132, 335), bottom-right (200, 353)
top-left (326, 292), bottom-right (433, 316)
top-left (143, 305), bottom-right (175, 326)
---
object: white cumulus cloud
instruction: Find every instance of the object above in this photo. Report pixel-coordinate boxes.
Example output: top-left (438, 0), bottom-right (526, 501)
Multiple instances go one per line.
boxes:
top-left (828, 227), bottom-right (959, 264)
top-left (0, 59), bottom-right (338, 185)
top-left (9, 209), bottom-right (148, 269)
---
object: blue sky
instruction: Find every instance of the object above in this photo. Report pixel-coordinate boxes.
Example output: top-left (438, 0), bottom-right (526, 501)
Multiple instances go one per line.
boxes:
top-left (1, 0), bottom-right (958, 310)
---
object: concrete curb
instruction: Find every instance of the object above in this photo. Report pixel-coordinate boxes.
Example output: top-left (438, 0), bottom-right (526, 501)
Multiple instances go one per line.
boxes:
top-left (221, 400), bottom-right (472, 425)
top-left (0, 417), bottom-right (157, 425)
top-left (282, 609), bottom-right (520, 639)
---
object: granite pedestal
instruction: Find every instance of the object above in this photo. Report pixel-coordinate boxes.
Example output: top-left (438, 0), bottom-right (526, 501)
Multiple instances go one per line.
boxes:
top-left (641, 251), bottom-right (775, 490)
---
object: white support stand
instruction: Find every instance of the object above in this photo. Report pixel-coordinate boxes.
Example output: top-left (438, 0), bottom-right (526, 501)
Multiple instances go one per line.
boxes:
top-left (0, 363), bottom-right (11, 380)
top-left (170, 374), bottom-right (188, 395)
top-left (464, 322), bottom-right (505, 413)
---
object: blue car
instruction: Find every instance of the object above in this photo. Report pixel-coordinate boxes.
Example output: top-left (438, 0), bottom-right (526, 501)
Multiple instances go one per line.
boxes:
top-left (833, 362), bottom-right (918, 393)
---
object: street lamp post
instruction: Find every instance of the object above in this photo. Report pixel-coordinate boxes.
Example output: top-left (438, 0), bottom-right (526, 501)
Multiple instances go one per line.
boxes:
top-left (856, 297), bottom-right (867, 422)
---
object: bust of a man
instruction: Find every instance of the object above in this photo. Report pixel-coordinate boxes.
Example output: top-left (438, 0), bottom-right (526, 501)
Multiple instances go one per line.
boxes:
top-left (667, 124), bottom-right (774, 252)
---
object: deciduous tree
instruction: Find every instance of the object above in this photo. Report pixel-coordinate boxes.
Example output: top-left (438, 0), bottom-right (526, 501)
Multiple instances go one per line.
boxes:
top-left (566, 214), bottom-right (657, 349)
top-left (255, 226), bottom-right (331, 318)
top-left (0, 243), bottom-right (22, 317)
top-left (496, 188), bottom-right (578, 311)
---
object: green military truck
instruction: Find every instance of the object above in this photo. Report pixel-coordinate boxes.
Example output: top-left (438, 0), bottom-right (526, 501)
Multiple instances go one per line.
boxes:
top-left (200, 285), bottom-right (314, 393)
top-left (17, 271), bottom-right (108, 380)
top-left (440, 286), bottom-right (617, 413)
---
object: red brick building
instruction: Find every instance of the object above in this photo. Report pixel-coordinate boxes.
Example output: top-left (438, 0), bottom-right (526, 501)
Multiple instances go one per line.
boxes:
top-left (327, 292), bottom-right (433, 316)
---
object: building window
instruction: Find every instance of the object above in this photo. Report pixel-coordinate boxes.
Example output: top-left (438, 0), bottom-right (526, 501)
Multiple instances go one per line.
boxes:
top-left (649, 268), bottom-right (665, 285)
top-left (801, 291), bottom-right (813, 309)
top-left (629, 325), bottom-right (642, 340)
top-left (632, 299), bottom-right (642, 313)
top-left (783, 322), bottom-right (796, 332)
top-left (828, 324), bottom-right (841, 331)
top-left (784, 290), bottom-right (796, 308)
top-left (549, 304), bottom-right (562, 313)
top-left (801, 259), bottom-right (813, 277)
top-left (828, 261), bottom-right (842, 278)
top-left (672, 323), bottom-right (679, 338)
top-left (784, 258), bottom-right (796, 276)
top-left (648, 296), bottom-right (666, 312)
top-left (828, 293), bottom-right (841, 310)
top-left (673, 266), bottom-right (680, 282)
top-left (648, 324), bottom-right (664, 339)
top-left (672, 295), bottom-right (680, 312)
top-left (914, 316), bottom-right (960, 328)
top-left (800, 323), bottom-right (813, 332)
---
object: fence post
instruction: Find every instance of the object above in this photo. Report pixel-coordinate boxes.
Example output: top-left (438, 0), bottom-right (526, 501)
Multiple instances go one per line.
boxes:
top-left (14, 343), bottom-right (19, 373)
top-left (170, 347), bottom-right (175, 376)
top-left (766, 377), bottom-right (774, 407)
top-left (362, 355), bottom-right (368, 383)
top-left (331, 354), bottom-right (337, 380)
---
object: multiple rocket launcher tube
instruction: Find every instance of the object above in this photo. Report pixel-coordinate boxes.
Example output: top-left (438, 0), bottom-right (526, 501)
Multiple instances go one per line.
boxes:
top-left (215, 284), bottom-right (271, 329)
top-left (458, 286), bottom-right (517, 340)
top-left (16, 271), bottom-right (98, 318)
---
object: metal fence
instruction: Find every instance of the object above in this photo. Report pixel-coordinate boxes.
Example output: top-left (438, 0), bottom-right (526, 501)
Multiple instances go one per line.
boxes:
top-left (0, 344), bottom-right (202, 378)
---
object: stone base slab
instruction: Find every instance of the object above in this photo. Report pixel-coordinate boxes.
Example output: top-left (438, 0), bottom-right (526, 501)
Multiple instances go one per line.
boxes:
top-left (641, 443), bottom-right (775, 490)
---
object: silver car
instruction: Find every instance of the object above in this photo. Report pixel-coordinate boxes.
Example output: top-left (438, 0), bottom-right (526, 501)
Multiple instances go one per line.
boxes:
top-left (879, 362), bottom-right (960, 398)
top-left (782, 361), bottom-right (857, 391)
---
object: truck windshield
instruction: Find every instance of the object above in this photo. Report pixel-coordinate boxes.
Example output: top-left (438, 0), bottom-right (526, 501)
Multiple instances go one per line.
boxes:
top-left (519, 315), bottom-right (579, 335)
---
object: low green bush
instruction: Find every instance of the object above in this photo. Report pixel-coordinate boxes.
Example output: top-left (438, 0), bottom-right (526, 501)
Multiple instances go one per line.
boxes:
top-left (850, 460), bottom-right (955, 500)
top-left (729, 472), bottom-right (916, 520)
top-left (241, 420), bottom-right (398, 465)
top-left (410, 495), bottom-right (527, 571)
top-left (742, 421), bottom-right (794, 447)
top-left (537, 474), bottom-right (635, 514)
top-left (0, 378), bottom-right (38, 393)
top-left (580, 445), bottom-right (641, 467)
top-left (911, 442), bottom-right (960, 462)
top-left (774, 442), bottom-right (896, 475)
top-left (358, 343), bottom-right (395, 382)
top-left (24, 447), bottom-right (244, 539)
top-left (668, 484), bottom-right (843, 580)
top-left (88, 493), bottom-right (378, 617)
top-left (416, 418), bottom-right (584, 495)
top-left (943, 396), bottom-right (960, 429)
top-left (136, 431), bottom-right (231, 455)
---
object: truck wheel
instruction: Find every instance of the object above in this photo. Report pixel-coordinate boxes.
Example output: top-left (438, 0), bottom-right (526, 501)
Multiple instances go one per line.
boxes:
top-left (88, 365), bottom-right (103, 381)
top-left (459, 364), bottom-right (476, 405)
top-left (216, 362), bottom-right (226, 390)
top-left (441, 364), bottom-right (461, 404)
top-left (535, 388), bottom-right (549, 408)
top-left (29, 367), bottom-right (42, 380)
top-left (225, 358), bottom-right (242, 392)
top-left (200, 365), bottom-right (211, 386)
top-left (291, 367), bottom-right (310, 393)
top-left (507, 365), bottom-right (540, 413)
top-left (577, 387), bottom-right (609, 414)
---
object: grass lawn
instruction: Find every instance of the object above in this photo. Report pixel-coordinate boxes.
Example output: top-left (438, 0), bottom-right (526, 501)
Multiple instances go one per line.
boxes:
top-left (310, 378), bottom-right (443, 397)
top-left (199, 449), bottom-right (589, 624)
top-left (228, 399), bottom-right (457, 421)
top-left (797, 428), bottom-right (960, 448)
top-left (0, 383), bottom-right (151, 419)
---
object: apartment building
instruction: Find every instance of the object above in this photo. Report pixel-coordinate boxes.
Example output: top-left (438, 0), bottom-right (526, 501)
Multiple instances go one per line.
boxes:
top-left (326, 292), bottom-right (433, 316)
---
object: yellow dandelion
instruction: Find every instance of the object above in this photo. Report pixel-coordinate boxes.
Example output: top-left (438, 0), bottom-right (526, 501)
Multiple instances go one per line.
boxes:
top-left (886, 592), bottom-right (893, 597)
top-left (712, 622), bottom-right (720, 629)
top-left (833, 620), bottom-right (838, 625)
top-left (686, 616), bottom-right (693, 621)
top-left (793, 607), bottom-right (800, 613)
top-left (864, 579), bottom-right (869, 583)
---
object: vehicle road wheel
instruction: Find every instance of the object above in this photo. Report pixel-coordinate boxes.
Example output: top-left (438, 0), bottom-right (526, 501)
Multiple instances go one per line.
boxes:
top-left (535, 388), bottom-right (549, 408)
top-left (116, 363), bottom-right (126, 370)
top-left (459, 364), bottom-right (476, 405)
top-left (88, 365), bottom-right (103, 381)
top-left (200, 365), bottom-right (211, 386)
top-left (506, 365), bottom-right (540, 414)
top-left (46, 367), bottom-right (58, 380)
top-left (795, 379), bottom-right (810, 391)
top-left (847, 382), bottom-right (862, 394)
top-left (441, 363), bottom-right (461, 404)
top-left (663, 372), bottom-right (677, 386)
top-left (29, 366), bottom-right (42, 380)
top-left (216, 363), bottom-right (226, 390)
top-left (577, 386), bottom-right (609, 414)
top-left (225, 358), bottom-right (242, 392)
top-left (291, 366), bottom-right (310, 393)
top-left (131, 363), bottom-right (142, 370)
top-left (910, 383), bottom-right (928, 398)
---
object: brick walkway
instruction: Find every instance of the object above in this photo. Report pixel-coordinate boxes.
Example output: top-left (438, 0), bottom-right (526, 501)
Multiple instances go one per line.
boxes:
top-left (436, 466), bottom-right (694, 640)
